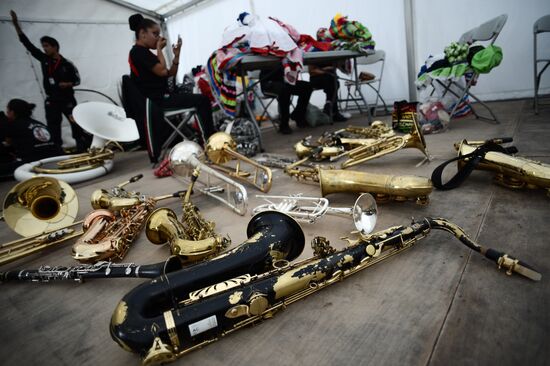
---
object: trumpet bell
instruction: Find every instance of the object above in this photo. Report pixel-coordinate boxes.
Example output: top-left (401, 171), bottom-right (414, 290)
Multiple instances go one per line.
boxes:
top-left (3, 177), bottom-right (79, 237)
top-left (352, 193), bottom-right (378, 236)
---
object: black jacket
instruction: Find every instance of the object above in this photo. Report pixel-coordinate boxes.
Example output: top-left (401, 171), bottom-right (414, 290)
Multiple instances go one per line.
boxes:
top-left (18, 33), bottom-right (80, 101)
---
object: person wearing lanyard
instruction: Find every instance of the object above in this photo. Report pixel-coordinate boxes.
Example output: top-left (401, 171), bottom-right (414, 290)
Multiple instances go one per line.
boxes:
top-left (10, 10), bottom-right (92, 153)
top-left (127, 13), bottom-right (215, 164)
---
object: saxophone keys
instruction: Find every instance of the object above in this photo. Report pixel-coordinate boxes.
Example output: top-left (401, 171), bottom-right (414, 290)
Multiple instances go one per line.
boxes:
top-left (248, 293), bottom-right (269, 316)
top-left (225, 304), bottom-right (250, 319)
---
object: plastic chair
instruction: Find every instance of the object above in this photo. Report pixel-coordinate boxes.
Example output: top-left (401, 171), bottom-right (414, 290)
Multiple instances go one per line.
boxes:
top-left (534, 14), bottom-right (550, 114)
top-left (341, 49), bottom-right (388, 116)
top-left (434, 14), bottom-right (508, 124)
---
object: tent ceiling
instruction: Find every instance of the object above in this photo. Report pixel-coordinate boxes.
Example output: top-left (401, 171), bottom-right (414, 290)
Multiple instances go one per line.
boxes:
top-left (111, 0), bottom-right (207, 18)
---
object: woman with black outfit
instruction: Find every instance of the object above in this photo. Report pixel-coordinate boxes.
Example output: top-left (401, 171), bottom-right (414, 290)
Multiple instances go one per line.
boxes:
top-left (10, 10), bottom-right (92, 153)
top-left (128, 14), bottom-right (215, 163)
top-left (0, 99), bottom-right (62, 178)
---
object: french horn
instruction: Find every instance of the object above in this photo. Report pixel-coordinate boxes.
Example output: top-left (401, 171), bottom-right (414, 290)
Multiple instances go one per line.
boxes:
top-left (205, 132), bottom-right (272, 192)
top-left (169, 140), bottom-right (248, 215)
top-left (146, 167), bottom-right (230, 263)
top-left (110, 197), bottom-right (539, 365)
top-left (455, 139), bottom-right (550, 195)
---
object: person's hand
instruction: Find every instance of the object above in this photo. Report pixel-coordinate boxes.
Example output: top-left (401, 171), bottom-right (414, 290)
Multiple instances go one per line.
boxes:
top-left (172, 35), bottom-right (182, 58)
top-left (10, 10), bottom-right (18, 24)
top-left (59, 82), bottom-right (73, 89)
top-left (156, 37), bottom-right (167, 50)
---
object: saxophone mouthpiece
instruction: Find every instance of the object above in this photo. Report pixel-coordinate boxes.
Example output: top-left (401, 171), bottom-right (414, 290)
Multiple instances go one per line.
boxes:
top-left (173, 190), bottom-right (188, 198)
top-left (485, 248), bottom-right (542, 281)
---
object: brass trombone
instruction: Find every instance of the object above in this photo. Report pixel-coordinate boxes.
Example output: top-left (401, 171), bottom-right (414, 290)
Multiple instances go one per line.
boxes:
top-left (332, 115), bottom-right (431, 168)
top-left (205, 132), bottom-right (272, 192)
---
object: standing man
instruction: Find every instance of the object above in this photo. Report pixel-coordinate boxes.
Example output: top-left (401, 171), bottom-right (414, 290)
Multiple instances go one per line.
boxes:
top-left (10, 10), bottom-right (91, 153)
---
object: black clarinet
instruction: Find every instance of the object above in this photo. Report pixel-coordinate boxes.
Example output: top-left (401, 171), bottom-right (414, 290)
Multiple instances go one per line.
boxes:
top-left (0, 256), bottom-right (184, 283)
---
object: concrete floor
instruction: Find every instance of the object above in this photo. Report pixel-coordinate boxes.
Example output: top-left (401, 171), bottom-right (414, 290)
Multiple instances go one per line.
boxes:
top-left (0, 99), bottom-right (548, 366)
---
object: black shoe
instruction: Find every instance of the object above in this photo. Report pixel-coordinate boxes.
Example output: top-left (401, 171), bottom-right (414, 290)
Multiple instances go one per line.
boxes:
top-left (295, 119), bottom-right (309, 128)
top-left (332, 112), bottom-right (349, 122)
top-left (278, 125), bottom-right (293, 134)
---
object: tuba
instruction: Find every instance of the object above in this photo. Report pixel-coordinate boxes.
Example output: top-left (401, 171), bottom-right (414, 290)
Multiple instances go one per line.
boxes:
top-left (455, 139), bottom-right (550, 195)
top-left (332, 114), bottom-right (431, 168)
top-left (110, 199), bottom-right (539, 365)
top-left (205, 132), bottom-right (272, 192)
top-left (170, 140), bottom-right (248, 215)
top-left (284, 158), bottom-right (433, 205)
top-left (14, 102), bottom-right (140, 184)
top-left (110, 211), bottom-right (305, 364)
top-left (146, 167), bottom-right (230, 263)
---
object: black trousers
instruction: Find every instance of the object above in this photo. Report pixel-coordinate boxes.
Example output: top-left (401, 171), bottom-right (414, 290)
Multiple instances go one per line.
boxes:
top-left (45, 97), bottom-right (92, 152)
top-left (309, 73), bottom-right (340, 112)
top-left (261, 78), bottom-right (312, 128)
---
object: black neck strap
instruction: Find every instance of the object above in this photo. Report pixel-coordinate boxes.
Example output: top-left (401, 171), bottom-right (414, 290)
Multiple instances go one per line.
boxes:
top-left (431, 141), bottom-right (518, 190)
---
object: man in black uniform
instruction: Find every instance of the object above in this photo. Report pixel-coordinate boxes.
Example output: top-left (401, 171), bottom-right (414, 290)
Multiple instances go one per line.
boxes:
top-left (10, 10), bottom-right (91, 153)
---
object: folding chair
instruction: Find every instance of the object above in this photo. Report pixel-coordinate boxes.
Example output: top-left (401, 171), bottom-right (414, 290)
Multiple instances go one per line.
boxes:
top-left (534, 14), bottom-right (550, 114)
top-left (340, 49), bottom-right (388, 117)
top-left (434, 14), bottom-right (508, 124)
top-left (153, 104), bottom-right (198, 161)
top-left (120, 75), bottom-right (199, 162)
top-left (246, 70), bottom-right (280, 130)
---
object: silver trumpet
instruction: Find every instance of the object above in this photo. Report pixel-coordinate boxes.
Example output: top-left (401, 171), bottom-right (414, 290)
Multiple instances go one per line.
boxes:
top-left (169, 141), bottom-right (248, 216)
top-left (253, 193), bottom-right (377, 231)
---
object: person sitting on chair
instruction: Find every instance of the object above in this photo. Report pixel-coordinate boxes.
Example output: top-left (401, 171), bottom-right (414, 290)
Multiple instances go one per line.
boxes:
top-left (0, 99), bottom-right (62, 178)
top-left (260, 66), bottom-right (312, 134)
top-left (127, 13), bottom-right (215, 162)
top-left (308, 64), bottom-right (348, 122)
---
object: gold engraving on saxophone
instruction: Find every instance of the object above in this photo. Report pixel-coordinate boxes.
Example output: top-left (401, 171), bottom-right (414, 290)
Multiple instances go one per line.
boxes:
top-left (229, 291), bottom-right (243, 305)
top-left (112, 301), bottom-right (128, 327)
top-left (189, 274), bottom-right (252, 301)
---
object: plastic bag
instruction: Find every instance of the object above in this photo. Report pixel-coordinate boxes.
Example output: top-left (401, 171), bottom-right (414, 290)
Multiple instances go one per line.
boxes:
top-left (306, 104), bottom-right (331, 127)
top-left (417, 100), bottom-right (450, 134)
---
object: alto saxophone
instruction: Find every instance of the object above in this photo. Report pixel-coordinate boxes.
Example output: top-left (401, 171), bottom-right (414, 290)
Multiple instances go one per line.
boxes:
top-left (146, 167), bottom-right (230, 263)
top-left (284, 157), bottom-right (433, 205)
top-left (110, 212), bottom-right (539, 365)
top-left (72, 191), bottom-right (184, 263)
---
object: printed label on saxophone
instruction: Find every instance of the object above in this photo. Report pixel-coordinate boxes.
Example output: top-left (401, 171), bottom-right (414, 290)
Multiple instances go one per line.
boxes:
top-left (188, 315), bottom-right (218, 336)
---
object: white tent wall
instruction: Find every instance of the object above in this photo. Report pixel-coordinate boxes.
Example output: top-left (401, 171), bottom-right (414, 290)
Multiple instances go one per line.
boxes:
top-left (0, 0), bottom-right (136, 148)
top-left (413, 0), bottom-right (550, 101)
top-left (165, 0), bottom-right (410, 109)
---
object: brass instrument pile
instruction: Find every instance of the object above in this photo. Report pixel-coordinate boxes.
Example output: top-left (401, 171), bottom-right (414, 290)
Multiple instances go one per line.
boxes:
top-left (1, 111), bottom-right (547, 366)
